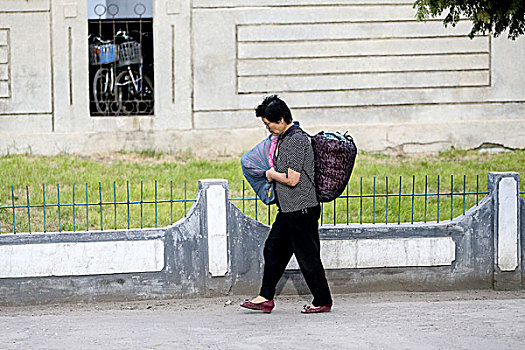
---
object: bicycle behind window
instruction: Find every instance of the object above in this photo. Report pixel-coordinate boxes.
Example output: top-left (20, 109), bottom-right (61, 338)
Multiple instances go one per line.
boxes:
top-left (88, 1), bottom-right (154, 117)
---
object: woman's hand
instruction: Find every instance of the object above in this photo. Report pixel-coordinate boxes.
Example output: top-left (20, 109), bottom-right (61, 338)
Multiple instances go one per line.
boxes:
top-left (265, 167), bottom-right (277, 183)
top-left (265, 167), bottom-right (300, 187)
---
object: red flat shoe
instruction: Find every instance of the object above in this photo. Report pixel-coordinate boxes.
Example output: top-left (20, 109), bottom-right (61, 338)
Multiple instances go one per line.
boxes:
top-left (301, 303), bottom-right (332, 314)
top-left (240, 299), bottom-right (275, 313)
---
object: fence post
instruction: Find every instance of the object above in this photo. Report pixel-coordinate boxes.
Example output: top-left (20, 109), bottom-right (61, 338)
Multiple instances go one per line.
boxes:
top-left (198, 179), bottom-right (229, 278)
top-left (488, 172), bottom-right (521, 290)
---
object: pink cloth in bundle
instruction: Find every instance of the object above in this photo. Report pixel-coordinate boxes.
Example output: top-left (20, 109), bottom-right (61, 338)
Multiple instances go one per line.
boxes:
top-left (268, 136), bottom-right (278, 168)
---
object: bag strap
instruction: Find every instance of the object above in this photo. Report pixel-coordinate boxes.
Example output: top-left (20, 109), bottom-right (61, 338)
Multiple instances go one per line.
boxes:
top-left (278, 127), bottom-right (317, 190)
top-left (275, 123), bottom-right (301, 159)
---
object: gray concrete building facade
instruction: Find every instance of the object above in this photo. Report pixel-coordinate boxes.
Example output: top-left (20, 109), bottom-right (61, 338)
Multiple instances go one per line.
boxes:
top-left (0, 0), bottom-right (524, 156)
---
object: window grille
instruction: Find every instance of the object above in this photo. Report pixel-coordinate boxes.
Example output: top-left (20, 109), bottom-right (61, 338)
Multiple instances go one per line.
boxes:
top-left (88, 1), bottom-right (154, 116)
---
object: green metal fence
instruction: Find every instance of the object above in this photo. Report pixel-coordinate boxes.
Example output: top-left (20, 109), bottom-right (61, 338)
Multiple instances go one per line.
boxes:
top-left (0, 181), bottom-right (195, 234)
top-left (231, 174), bottom-right (498, 226)
top-left (1, 174), bottom-right (523, 234)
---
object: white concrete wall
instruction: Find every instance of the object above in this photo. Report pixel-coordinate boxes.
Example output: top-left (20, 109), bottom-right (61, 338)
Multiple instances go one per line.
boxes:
top-left (497, 176), bottom-right (519, 271)
top-left (286, 236), bottom-right (456, 270)
top-left (205, 182), bottom-right (229, 277)
top-left (0, 0), bottom-right (52, 133)
top-left (0, 238), bottom-right (164, 278)
top-left (0, 0), bottom-right (524, 156)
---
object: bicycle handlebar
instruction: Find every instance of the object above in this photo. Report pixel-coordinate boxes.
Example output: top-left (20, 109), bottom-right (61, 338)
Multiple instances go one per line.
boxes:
top-left (88, 34), bottom-right (112, 44)
top-left (89, 30), bottom-right (135, 44)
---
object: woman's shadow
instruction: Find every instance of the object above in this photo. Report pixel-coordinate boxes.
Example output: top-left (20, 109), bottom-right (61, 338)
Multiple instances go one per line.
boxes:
top-left (275, 268), bottom-right (309, 297)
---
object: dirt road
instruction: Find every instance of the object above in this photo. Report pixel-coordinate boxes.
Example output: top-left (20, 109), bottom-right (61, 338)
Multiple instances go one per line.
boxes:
top-left (1, 290), bottom-right (524, 349)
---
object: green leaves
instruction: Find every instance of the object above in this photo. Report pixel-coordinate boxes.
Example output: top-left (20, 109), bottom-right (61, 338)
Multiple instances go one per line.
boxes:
top-left (413, 0), bottom-right (525, 39)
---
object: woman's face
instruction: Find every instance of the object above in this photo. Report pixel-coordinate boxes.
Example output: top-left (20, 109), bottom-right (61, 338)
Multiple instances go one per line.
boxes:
top-left (262, 117), bottom-right (288, 136)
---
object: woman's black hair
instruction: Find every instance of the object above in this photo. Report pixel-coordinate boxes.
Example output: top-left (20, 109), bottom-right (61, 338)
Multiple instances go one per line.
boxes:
top-left (255, 95), bottom-right (293, 124)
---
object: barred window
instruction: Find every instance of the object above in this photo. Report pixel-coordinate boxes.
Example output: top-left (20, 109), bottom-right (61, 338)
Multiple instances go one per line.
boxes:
top-left (88, 0), bottom-right (154, 116)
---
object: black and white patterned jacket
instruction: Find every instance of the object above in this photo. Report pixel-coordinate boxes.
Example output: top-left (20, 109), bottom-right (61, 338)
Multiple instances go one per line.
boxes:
top-left (274, 127), bottom-right (318, 213)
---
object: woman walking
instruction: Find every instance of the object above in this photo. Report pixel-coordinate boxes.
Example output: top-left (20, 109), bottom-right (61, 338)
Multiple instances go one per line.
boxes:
top-left (241, 95), bottom-right (333, 314)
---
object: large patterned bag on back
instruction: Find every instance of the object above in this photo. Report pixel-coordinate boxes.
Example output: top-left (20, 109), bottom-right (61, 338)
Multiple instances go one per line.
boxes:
top-left (310, 131), bottom-right (357, 202)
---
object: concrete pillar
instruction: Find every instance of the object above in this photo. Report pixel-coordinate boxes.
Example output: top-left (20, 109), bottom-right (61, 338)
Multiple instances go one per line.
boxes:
top-left (199, 179), bottom-right (229, 277)
top-left (488, 172), bottom-right (521, 290)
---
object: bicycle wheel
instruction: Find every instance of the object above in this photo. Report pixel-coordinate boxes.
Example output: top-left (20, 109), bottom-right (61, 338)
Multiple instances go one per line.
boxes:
top-left (93, 68), bottom-right (111, 115)
top-left (137, 75), bottom-right (154, 114)
top-left (115, 70), bottom-right (137, 115)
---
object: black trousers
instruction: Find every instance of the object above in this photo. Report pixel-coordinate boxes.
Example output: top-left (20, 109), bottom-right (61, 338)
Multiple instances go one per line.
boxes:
top-left (259, 205), bottom-right (332, 306)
